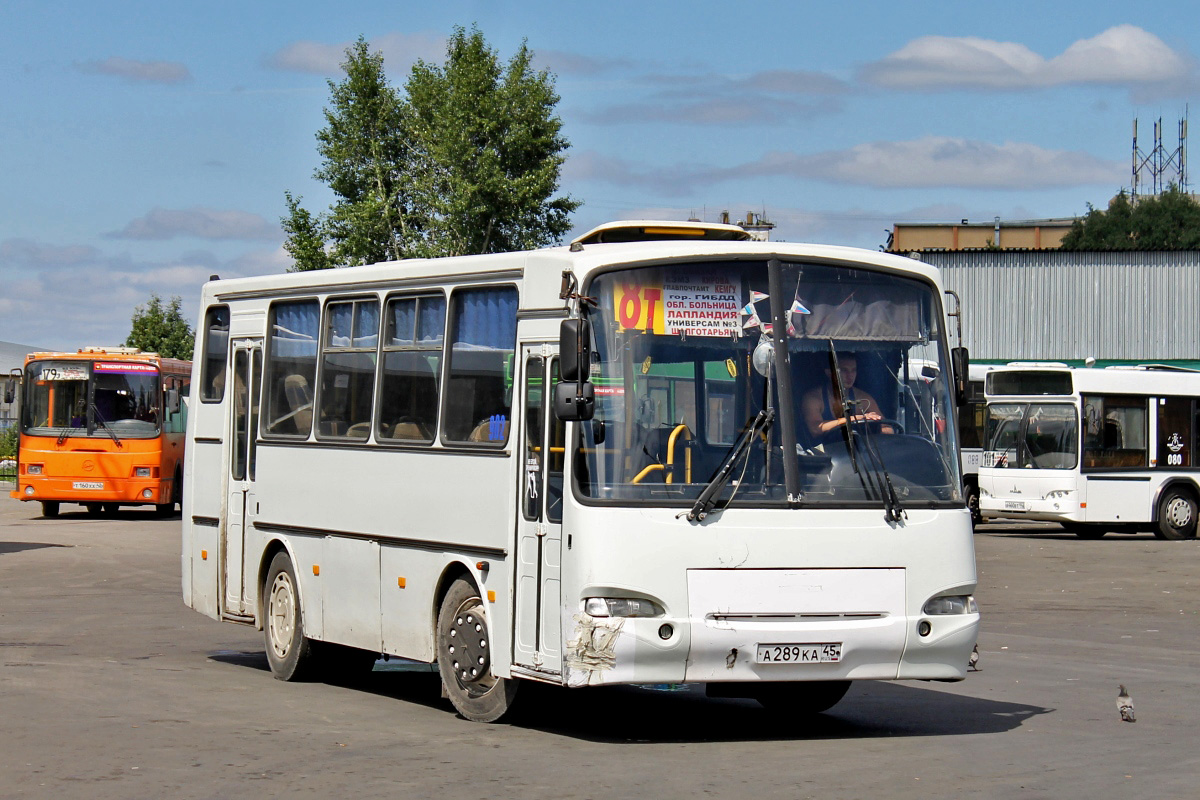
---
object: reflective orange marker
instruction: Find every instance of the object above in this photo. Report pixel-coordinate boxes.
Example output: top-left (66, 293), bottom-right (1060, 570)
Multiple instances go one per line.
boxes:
top-left (200, 550), bottom-right (207, 561)
top-left (397, 577), bottom-right (406, 588)
top-left (487, 590), bottom-right (496, 603)
top-left (312, 565), bottom-right (320, 576)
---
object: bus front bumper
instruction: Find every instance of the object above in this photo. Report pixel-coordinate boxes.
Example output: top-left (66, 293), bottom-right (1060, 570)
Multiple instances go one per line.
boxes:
top-left (563, 568), bottom-right (979, 687)
top-left (12, 478), bottom-right (168, 505)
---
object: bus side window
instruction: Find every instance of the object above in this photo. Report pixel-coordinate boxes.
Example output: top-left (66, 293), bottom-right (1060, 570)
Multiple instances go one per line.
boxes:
top-left (378, 294), bottom-right (445, 444)
top-left (442, 286), bottom-right (518, 445)
top-left (318, 298), bottom-right (379, 440)
top-left (200, 306), bottom-right (230, 402)
top-left (264, 299), bottom-right (320, 437)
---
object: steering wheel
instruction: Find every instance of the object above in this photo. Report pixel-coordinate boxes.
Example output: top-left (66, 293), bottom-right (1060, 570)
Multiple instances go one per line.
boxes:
top-left (861, 417), bottom-right (904, 434)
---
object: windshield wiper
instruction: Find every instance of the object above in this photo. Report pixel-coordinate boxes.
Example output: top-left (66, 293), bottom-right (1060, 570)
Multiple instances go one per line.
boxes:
top-left (686, 408), bottom-right (774, 522)
top-left (828, 340), bottom-right (905, 523)
top-left (91, 404), bottom-right (123, 449)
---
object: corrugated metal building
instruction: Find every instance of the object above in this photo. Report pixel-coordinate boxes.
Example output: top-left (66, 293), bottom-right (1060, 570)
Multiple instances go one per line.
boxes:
top-left (917, 250), bottom-right (1200, 365)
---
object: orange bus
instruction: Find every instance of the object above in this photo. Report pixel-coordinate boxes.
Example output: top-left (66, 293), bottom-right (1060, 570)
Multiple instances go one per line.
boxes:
top-left (10, 347), bottom-right (191, 517)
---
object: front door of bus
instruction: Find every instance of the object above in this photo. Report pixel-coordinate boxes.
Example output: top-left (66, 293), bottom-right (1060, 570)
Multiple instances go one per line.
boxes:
top-left (223, 339), bottom-right (262, 619)
top-left (513, 348), bottom-right (565, 674)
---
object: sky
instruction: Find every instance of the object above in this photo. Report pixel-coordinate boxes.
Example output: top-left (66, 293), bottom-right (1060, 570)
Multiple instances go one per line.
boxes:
top-left (3, 0), bottom-right (1198, 350)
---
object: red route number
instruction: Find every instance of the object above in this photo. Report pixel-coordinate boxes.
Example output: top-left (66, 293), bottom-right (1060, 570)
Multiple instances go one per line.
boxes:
top-left (615, 283), bottom-right (662, 332)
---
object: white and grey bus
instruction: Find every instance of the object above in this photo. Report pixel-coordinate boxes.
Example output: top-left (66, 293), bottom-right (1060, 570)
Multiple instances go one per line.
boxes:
top-left (182, 221), bottom-right (979, 722)
top-left (979, 363), bottom-right (1200, 539)
top-left (959, 363), bottom-right (995, 526)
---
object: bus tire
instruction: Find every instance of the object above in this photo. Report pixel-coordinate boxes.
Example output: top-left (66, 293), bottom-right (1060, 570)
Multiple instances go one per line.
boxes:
top-left (966, 484), bottom-right (981, 528)
top-left (753, 680), bottom-right (851, 714)
top-left (436, 577), bottom-right (517, 722)
top-left (102, 503), bottom-right (119, 515)
top-left (1157, 486), bottom-right (1198, 540)
top-left (263, 551), bottom-right (320, 681)
top-left (85, 503), bottom-right (102, 516)
top-left (41, 501), bottom-right (60, 518)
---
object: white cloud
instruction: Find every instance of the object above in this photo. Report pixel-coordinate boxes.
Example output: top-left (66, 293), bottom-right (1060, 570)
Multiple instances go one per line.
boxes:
top-left (267, 32), bottom-right (445, 76)
top-left (536, 49), bottom-right (632, 76)
top-left (744, 137), bottom-right (1125, 189)
top-left (109, 208), bottom-right (281, 241)
top-left (860, 25), bottom-right (1193, 95)
top-left (567, 137), bottom-right (1123, 195)
top-left (0, 239), bottom-right (286, 350)
top-left (76, 57), bottom-right (190, 84)
top-left (578, 69), bottom-right (849, 126)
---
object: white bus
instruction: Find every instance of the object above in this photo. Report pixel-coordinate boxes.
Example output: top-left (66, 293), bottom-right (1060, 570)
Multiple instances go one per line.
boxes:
top-left (978, 363), bottom-right (1200, 539)
top-left (959, 363), bottom-right (995, 526)
top-left (182, 221), bottom-right (979, 722)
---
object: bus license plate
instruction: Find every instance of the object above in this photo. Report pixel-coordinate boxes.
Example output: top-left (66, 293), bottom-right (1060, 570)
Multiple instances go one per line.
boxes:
top-left (73, 481), bottom-right (104, 490)
top-left (755, 643), bottom-right (841, 664)
top-left (1004, 500), bottom-right (1026, 510)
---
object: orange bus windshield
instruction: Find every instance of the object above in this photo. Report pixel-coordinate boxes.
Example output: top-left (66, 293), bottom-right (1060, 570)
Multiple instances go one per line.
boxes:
top-left (23, 359), bottom-right (162, 438)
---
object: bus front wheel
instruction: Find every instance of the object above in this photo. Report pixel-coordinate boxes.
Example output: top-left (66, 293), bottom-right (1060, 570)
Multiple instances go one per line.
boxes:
top-left (41, 501), bottom-right (59, 518)
top-left (1157, 487), bottom-right (1198, 540)
top-left (753, 680), bottom-right (851, 714)
top-left (263, 551), bottom-right (320, 681)
top-left (436, 577), bottom-right (517, 722)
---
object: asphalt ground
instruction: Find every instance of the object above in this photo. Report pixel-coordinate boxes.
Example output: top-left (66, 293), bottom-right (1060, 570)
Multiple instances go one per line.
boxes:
top-left (1, 492), bottom-right (1197, 799)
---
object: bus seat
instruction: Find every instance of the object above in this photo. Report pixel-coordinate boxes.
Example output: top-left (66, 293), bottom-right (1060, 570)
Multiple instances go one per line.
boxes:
top-left (388, 420), bottom-right (432, 441)
top-left (283, 375), bottom-right (313, 433)
top-left (468, 416), bottom-right (509, 442)
top-left (345, 422), bottom-right (371, 439)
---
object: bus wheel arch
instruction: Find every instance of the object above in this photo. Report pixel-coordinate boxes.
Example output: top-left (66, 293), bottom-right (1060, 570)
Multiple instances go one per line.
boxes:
top-left (1155, 481), bottom-right (1199, 540)
top-left (435, 573), bottom-right (517, 722)
top-left (261, 547), bottom-right (322, 680)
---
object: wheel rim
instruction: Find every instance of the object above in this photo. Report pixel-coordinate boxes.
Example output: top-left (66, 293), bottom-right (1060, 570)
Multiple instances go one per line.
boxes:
top-left (444, 597), bottom-right (495, 697)
top-left (1165, 495), bottom-right (1194, 530)
top-left (268, 571), bottom-right (296, 660)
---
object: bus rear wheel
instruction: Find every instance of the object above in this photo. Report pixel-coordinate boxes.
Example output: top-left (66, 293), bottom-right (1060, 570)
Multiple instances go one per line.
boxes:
top-left (1157, 487), bottom-right (1198, 540)
top-left (263, 551), bottom-right (320, 681)
top-left (752, 680), bottom-right (851, 714)
top-left (436, 577), bottom-right (517, 722)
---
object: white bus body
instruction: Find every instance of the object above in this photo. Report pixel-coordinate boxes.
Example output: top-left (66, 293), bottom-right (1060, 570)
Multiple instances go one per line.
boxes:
top-left (958, 363), bottom-right (994, 526)
top-left (182, 229), bottom-right (978, 721)
top-left (979, 364), bottom-right (1200, 539)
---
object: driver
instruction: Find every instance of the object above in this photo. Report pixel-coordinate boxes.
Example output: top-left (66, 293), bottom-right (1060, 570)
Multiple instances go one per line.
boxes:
top-left (802, 352), bottom-right (893, 447)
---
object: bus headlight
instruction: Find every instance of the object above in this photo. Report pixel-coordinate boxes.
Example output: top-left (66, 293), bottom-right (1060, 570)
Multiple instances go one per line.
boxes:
top-left (27, 464), bottom-right (43, 475)
top-left (584, 597), bottom-right (663, 618)
top-left (922, 595), bottom-right (978, 615)
top-left (135, 467), bottom-right (154, 478)
top-left (1045, 489), bottom-right (1072, 499)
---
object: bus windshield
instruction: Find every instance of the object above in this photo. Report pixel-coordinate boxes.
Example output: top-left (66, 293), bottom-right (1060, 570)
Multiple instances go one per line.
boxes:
top-left (573, 259), bottom-right (962, 510)
top-left (983, 402), bottom-right (1078, 469)
top-left (22, 360), bottom-right (162, 438)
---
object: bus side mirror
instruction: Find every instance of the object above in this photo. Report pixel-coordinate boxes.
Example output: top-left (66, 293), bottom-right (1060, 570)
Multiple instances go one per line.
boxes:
top-left (166, 388), bottom-right (181, 414)
top-left (3, 378), bottom-right (14, 405)
top-left (554, 381), bottom-right (595, 421)
top-left (556, 318), bottom-right (595, 421)
top-left (559, 318), bottom-right (591, 382)
top-left (952, 347), bottom-right (969, 407)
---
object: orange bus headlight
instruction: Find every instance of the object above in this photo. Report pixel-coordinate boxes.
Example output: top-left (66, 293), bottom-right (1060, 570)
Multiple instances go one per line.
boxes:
top-left (134, 467), bottom-right (157, 478)
top-left (26, 464), bottom-right (43, 475)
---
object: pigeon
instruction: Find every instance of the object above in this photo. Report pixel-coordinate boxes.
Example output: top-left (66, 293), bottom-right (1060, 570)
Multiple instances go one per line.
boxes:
top-left (1117, 685), bottom-right (1136, 722)
top-left (968, 645), bottom-right (981, 671)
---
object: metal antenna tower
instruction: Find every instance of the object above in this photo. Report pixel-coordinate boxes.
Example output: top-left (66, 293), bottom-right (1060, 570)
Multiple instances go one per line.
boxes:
top-left (1132, 110), bottom-right (1189, 199)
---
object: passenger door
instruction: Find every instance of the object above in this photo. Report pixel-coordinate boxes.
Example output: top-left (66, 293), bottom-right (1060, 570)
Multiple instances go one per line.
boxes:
top-left (222, 339), bottom-right (262, 619)
top-left (513, 347), bottom-right (565, 674)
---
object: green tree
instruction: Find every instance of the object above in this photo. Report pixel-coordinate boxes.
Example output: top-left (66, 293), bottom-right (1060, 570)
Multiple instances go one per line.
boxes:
top-left (126, 294), bottom-right (195, 359)
top-left (282, 28), bottom-right (578, 269)
top-left (1061, 186), bottom-right (1200, 250)
top-left (404, 26), bottom-right (579, 257)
